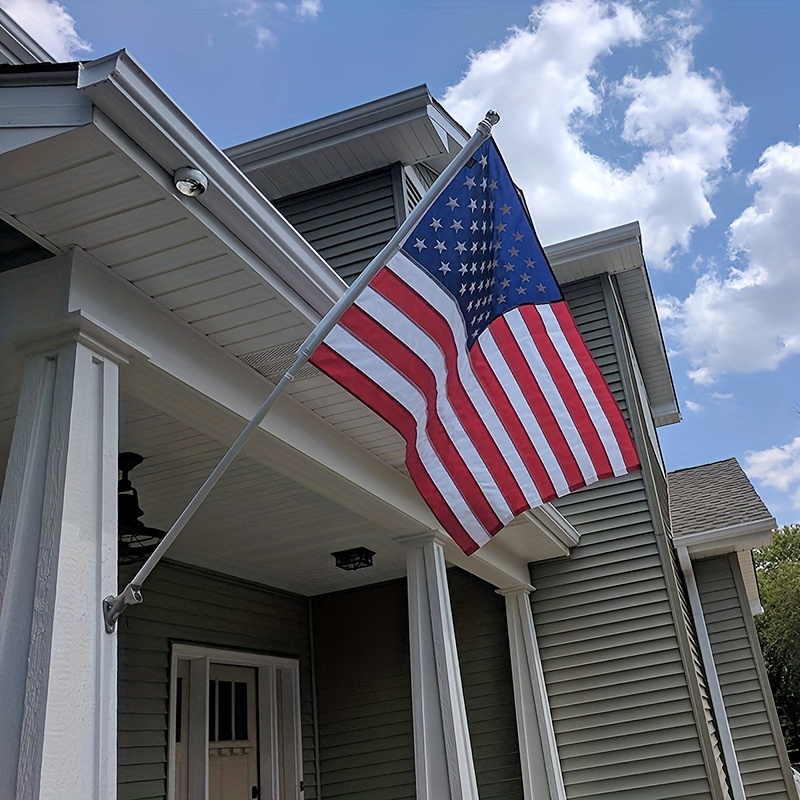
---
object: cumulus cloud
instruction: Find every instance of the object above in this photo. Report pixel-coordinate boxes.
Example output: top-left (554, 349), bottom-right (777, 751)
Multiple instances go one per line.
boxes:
top-left (661, 139), bottom-right (800, 383)
top-left (685, 400), bottom-right (702, 413)
top-left (441, 0), bottom-right (746, 267)
top-left (229, 0), bottom-right (320, 46)
top-left (297, 0), bottom-right (322, 19)
top-left (0, 0), bottom-right (90, 61)
top-left (745, 437), bottom-right (800, 510)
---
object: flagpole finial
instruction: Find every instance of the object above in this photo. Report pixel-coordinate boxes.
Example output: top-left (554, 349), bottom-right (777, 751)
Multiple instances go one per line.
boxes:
top-left (477, 109), bottom-right (500, 136)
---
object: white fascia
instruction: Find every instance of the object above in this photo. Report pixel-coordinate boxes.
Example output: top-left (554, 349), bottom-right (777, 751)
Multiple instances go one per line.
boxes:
top-left (676, 518), bottom-right (777, 559)
top-left (75, 50), bottom-right (345, 322)
top-left (0, 8), bottom-right (54, 64)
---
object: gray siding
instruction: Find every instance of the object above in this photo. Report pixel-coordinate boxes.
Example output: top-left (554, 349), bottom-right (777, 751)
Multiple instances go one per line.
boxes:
top-left (117, 562), bottom-right (316, 800)
top-left (528, 276), bottom-right (722, 799)
top-left (695, 555), bottom-right (796, 799)
top-left (311, 580), bottom-right (415, 800)
top-left (275, 167), bottom-right (399, 284)
top-left (449, 569), bottom-right (524, 800)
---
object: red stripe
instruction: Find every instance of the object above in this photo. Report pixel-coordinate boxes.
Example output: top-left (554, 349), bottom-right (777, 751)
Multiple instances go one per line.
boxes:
top-left (372, 268), bottom-right (529, 516)
top-left (311, 342), bottom-right (481, 554)
top-left (519, 305), bottom-right (613, 480)
top-left (339, 304), bottom-right (503, 535)
top-left (469, 341), bottom-right (558, 503)
top-left (488, 315), bottom-right (586, 491)
top-left (551, 302), bottom-right (640, 472)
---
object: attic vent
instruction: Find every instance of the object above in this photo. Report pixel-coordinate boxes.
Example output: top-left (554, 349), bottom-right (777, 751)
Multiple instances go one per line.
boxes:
top-left (404, 172), bottom-right (423, 212)
top-left (239, 341), bottom-right (320, 383)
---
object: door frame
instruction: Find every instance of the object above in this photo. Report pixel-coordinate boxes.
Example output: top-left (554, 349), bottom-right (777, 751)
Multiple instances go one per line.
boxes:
top-left (168, 643), bottom-right (303, 800)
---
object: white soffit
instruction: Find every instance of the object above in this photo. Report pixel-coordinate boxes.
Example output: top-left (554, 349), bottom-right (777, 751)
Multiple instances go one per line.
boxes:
top-left (546, 222), bottom-right (680, 427)
top-left (227, 85), bottom-right (469, 199)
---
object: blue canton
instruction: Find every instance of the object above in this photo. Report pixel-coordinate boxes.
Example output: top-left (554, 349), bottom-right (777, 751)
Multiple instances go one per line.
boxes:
top-left (402, 139), bottom-right (561, 346)
top-left (400, 139), bottom-right (562, 347)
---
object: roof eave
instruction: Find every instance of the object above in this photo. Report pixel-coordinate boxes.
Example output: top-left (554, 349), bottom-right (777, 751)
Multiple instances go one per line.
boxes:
top-left (675, 517), bottom-right (777, 559)
top-left (0, 9), bottom-right (54, 65)
top-left (75, 50), bottom-right (346, 321)
top-left (545, 221), bottom-right (680, 428)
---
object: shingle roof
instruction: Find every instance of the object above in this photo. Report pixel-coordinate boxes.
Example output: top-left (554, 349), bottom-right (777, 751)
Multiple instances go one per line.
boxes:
top-left (667, 458), bottom-right (774, 537)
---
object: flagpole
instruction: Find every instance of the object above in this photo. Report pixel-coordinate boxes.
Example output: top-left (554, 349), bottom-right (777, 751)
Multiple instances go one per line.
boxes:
top-left (103, 109), bottom-right (500, 633)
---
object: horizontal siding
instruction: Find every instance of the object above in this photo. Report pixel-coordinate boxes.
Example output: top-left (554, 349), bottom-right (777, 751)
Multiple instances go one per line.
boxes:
top-left (117, 561), bottom-right (316, 800)
top-left (312, 580), bottom-right (415, 800)
top-left (536, 474), bottom-right (714, 800)
top-left (275, 168), bottom-right (398, 284)
top-left (449, 569), bottom-right (524, 800)
top-left (536, 276), bottom-right (715, 799)
top-left (695, 555), bottom-right (794, 799)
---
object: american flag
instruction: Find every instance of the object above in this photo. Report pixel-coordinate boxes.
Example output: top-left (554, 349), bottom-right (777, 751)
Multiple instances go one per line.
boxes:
top-left (311, 139), bottom-right (639, 555)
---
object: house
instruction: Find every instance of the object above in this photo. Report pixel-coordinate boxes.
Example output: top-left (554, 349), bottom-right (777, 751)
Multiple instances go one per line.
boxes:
top-left (0, 12), bottom-right (796, 800)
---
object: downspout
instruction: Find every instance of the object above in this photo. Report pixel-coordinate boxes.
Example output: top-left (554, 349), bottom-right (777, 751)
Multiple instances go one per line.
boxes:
top-left (676, 545), bottom-right (747, 800)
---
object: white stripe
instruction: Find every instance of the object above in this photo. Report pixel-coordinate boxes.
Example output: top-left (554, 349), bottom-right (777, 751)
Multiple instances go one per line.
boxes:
top-left (324, 325), bottom-right (492, 548)
top-left (505, 307), bottom-right (598, 483)
top-left (539, 305), bottom-right (628, 475)
top-left (477, 328), bottom-right (571, 497)
top-left (356, 284), bottom-right (515, 523)
top-left (384, 252), bottom-right (543, 507)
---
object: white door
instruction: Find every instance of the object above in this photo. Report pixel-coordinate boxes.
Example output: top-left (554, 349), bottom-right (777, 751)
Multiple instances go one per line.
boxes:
top-left (208, 664), bottom-right (259, 800)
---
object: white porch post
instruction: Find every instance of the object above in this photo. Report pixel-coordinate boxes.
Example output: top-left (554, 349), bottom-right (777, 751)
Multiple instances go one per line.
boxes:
top-left (0, 338), bottom-right (119, 800)
top-left (404, 533), bottom-right (479, 800)
top-left (499, 587), bottom-right (566, 800)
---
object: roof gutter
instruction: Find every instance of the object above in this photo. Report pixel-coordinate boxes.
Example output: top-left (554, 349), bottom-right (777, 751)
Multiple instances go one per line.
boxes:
top-left (76, 50), bottom-right (346, 322)
top-left (675, 517), bottom-right (776, 558)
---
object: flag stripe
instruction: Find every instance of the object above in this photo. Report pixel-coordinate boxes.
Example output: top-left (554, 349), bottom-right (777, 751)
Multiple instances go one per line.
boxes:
top-left (339, 301), bottom-right (504, 534)
top-left (372, 257), bottom-right (538, 512)
top-left (550, 302), bottom-right (640, 473)
top-left (519, 304), bottom-right (614, 480)
top-left (312, 341), bottom-right (484, 554)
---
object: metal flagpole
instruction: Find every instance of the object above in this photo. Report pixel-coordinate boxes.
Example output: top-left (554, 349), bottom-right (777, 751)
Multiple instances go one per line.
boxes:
top-left (103, 110), bottom-right (500, 633)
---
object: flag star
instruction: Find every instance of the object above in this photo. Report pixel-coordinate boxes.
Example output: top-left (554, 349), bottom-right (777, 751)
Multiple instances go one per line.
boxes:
top-left (469, 282), bottom-right (476, 293)
top-left (488, 179), bottom-right (499, 191)
top-left (509, 247), bottom-right (519, 257)
top-left (496, 222), bottom-right (507, 233)
top-left (434, 240), bottom-right (447, 253)
top-left (497, 293), bottom-right (506, 303)
top-left (469, 198), bottom-right (478, 211)
top-left (517, 286), bottom-right (527, 295)
top-left (460, 283), bottom-right (467, 294)
top-left (455, 241), bottom-right (467, 254)
top-left (493, 241), bottom-right (503, 250)
top-left (479, 153), bottom-right (488, 168)
top-left (488, 200), bottom-right (494, 211)
top-left (521, 273), bottom-right (530, 282)
top-left (500, 204), bottom-right (511, 215)
top-left (500, 278), bottom-right (511, 288)
top-left (451, 219), bottom-right (463, 232)
top-left (480, 177), bottom-right (488, 190)
top-left (504, 262), bottom-right (515, 271)
top-left (460, 263), bottom-right (469, 275)
top-left (414, 238), bottom-right (426, 251)
top-left (430, 218), bottom-right (442, 231)
top-left (470, 242), bottom-right (478, 253)
top-left (537, 282), bottom-right (547, 292)
top-left (513, 232), bottom-right (524, 241)
top-left (464, 175), bottom-right (476, 188)
top-left (466, 300), bottom-right (474, 312)
top-left (525, 258), bottom-right (535, 268)
top-left (439, 261), bottom-right (451, 274)
top-left (470, 263), bottom-right (478, 273)
top-left (446, 197), bottom-right (459, 210)
top-left (470, 221), bottom-right (479, 233)
top-left (480, 241), bottom-right (488, 253)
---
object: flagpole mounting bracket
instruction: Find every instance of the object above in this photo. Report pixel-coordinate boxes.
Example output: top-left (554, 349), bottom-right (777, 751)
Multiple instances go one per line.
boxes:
top-left (103, 583), bottom-right (143, 633)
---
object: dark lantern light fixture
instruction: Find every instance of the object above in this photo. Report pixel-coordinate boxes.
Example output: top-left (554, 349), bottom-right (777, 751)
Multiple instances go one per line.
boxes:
top-left (118, 452), bottom-right (167, 565)
top-left (331, 546), bottom-right (376, 571)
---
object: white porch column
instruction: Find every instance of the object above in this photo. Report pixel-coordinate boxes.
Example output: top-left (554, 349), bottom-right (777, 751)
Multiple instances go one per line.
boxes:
top-left (499, 587), bottom-right (566, 800)
top-left (404, 533), bottom-right (479, 800)
top-left (0, 338), bottom-right (119, 800)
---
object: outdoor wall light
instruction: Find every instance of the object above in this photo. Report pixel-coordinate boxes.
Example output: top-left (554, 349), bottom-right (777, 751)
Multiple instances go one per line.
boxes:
top-left (118, 452), bottom-right (167, 565)
top-left (332, 546), bottom-right (376, 571)
top-left (173, 166), bottom-right (209, 197)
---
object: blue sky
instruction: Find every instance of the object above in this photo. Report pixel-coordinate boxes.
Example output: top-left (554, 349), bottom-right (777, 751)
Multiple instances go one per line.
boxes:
top-left (4, 0), bottom-right (799, 524)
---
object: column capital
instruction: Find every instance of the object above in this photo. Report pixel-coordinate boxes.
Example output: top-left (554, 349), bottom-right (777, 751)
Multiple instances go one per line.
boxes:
top-left (395, 530), bottom-right (450, 550)
top-left (15, 312), bottom-right (149, 366)
top-left (496, 584), bottom-right (536, 597)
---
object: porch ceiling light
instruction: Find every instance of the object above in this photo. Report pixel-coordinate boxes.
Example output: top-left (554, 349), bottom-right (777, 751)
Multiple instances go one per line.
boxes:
top-left (332, 546), bottom-right (375, 571)
top-left (118, 452), bottom-right (167, 565)
top-left (173, 166), bottom-right (208, 197)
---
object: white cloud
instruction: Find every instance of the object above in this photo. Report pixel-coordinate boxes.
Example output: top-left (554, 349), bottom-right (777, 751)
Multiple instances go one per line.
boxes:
top-left (662, 139), bottom-right (800, 383)
top-left (255, 25), bottom-right (275, 48)
top-left (745, 437), bottom-right (800, 510)
top-left (441, 0), bottom-right (746, 267)
top-left (297, 0), bottom-right (322, 19)
top-left (0, 0), bottom-right (90, 61)
top-left (685, 400), bottom-right (702, 413)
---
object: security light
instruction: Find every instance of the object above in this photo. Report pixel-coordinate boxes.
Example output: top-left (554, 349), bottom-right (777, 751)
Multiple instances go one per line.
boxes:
top-left (173, 166), bottom-right (208, 197)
